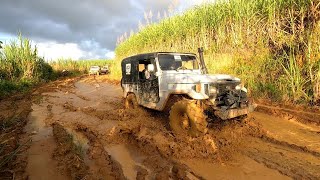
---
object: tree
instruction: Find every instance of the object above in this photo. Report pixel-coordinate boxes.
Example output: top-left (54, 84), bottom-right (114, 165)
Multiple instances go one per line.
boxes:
top-left (0, 41), bottom-right (2, 49)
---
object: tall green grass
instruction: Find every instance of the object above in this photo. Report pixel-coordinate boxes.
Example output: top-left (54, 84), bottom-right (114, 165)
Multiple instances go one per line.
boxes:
top-left (0, 35), bottom-right (55, 98)
top-left (115, 0), bottom-right (320, 103)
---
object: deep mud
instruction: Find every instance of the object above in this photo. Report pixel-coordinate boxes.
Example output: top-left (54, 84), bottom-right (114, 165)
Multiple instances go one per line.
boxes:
top-left (244, 137), bottom-right (320, 179)
top-left (0, 93), bottom-right (32, 180)
top-left (52, 123), bottom-right (88, 179)
top-left (1, 75), bottom-right (320, 179)
top-left (256, 100), bottom-right (320, 125)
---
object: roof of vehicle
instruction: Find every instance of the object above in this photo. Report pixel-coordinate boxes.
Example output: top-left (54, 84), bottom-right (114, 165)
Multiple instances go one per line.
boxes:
top-left (121, 52), bottom-right (197, 62)
top-left (90, 66), bottom-right (100, 68)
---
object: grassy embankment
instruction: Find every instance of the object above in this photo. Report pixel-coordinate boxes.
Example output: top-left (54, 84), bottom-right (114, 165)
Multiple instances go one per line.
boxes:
top-left (114, 0), bottom-right (320, 104)
top-left (0, 35), bottom-right (55, 98)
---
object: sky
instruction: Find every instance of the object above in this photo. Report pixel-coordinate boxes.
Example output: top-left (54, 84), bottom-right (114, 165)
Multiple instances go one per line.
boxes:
top-left (0, 0), bottom-right (213, 60)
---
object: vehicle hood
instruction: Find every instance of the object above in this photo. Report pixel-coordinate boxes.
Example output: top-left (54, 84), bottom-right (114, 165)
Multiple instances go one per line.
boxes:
top-left (163, 72), bottom-right (241, 84)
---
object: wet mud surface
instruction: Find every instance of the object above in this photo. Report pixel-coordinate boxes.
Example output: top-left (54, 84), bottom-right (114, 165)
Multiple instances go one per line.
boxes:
top-left (1, 75), bottom-right (320, 179)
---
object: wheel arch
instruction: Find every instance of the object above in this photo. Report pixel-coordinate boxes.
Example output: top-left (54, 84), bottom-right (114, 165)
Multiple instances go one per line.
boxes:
top-left (161, 93), bottom-right (193, 112)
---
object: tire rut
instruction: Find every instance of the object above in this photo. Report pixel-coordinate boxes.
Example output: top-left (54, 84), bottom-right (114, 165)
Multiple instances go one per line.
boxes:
top-left (244, 137), bottom-right (320, 179)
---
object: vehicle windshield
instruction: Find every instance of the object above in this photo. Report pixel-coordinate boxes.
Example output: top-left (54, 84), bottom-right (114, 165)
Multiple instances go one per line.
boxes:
top-left (158, 54), bottom-right (199, 71)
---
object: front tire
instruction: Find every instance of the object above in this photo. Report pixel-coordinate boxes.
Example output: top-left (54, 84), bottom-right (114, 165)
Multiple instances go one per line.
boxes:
top-left (169, 100), bottom-right (208, 137)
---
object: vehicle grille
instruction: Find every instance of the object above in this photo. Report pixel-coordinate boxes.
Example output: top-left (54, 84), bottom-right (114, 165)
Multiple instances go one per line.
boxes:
top-left (209, 83), bottom-right (247, 108)
top-left (204, 84), bottom-right (209, 96)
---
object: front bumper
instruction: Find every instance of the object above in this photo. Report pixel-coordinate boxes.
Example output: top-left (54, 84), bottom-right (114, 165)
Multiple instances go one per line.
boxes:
top-left (89, 71), bottom-right (99, 74)
top-left (214, 103), bottom-right (256, 120)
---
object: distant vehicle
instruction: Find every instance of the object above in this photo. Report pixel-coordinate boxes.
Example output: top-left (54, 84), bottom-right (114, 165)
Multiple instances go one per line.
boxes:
top-left (101, 65), bottom-right (110, 74)
top-left (121, 48), bottom-right (256, 137)
top-left (61, 69), bottom-right (69, 76)
top-left (89, 66), bottom-right (101, 75)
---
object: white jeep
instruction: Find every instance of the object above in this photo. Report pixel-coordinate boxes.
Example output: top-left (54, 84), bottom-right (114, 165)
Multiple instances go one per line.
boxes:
top-left (121, 48), bottom-right (255, 137)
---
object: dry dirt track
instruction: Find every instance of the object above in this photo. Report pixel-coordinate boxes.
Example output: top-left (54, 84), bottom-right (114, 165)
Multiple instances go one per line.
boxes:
top-left (23, 76), bottom-right (320, 180)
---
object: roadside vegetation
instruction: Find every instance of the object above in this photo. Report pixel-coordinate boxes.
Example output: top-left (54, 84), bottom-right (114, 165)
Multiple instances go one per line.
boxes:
top-left (0, 35), bottom-right (55, 98)
top-left (115, 0), bottom-right (320, 104)
top-left (0, 35), bottom-right (113, 98)
top-left (50, 58), bottom-right (113, 75)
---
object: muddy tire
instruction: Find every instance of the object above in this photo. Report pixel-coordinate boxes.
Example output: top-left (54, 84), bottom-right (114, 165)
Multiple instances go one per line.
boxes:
top-left (169, 100), bottom-right (208, 137)
top-left (237, 114), bottom-right (248, 123)
top-left (125, 94), bottom-right (139, 109)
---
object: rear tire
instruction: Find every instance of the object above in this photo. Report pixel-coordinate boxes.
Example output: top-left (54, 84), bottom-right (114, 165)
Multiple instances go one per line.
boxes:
top-left (169, 100), bottom-right (208, 137)
top-left (125, 94), bottom-right (139, 109)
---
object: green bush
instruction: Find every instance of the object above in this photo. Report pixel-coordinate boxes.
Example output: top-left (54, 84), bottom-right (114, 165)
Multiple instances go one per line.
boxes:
top-left (0, 34), bottom-right (56, 97)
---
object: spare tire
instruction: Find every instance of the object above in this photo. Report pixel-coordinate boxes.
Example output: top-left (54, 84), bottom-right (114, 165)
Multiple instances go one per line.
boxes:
top-left (169, 100), bottom-right (208, 137)
top-left (125, 94), bottom-right (139, 109)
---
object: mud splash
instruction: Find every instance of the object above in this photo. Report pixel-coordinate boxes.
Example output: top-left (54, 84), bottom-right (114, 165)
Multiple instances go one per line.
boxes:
top-left (105, 115), bottom-right (262, 161)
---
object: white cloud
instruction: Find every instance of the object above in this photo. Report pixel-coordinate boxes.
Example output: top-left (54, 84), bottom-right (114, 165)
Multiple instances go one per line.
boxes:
top-left (35, 41), bottom-right (115, 60)
top-left (36, 41), bottom-right (84, 60)
top-left (1, 1), bottom-right (215, 60)
top-left (177, 0), bottom-right (215, 12)
top-left (105, 51), bottom-right (115, 59)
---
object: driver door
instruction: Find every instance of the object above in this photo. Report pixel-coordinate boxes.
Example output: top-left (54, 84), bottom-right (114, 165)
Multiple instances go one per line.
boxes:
top-left (137, 60), bottom-right (159, 103)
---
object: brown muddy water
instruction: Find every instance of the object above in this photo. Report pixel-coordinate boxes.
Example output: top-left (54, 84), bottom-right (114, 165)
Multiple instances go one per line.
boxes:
top-left (21, 76), bottom-right (320, 179)
top-left (25, 103), bottom-right (69, 180)
top-left (105, 144), bottom-right (150, 180)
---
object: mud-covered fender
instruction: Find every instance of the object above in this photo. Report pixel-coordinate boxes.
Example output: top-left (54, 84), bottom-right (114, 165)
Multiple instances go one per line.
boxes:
top-left (122, 84), bottom-right (138, 98)
top-left (166, 83), bottom-right (209, 100)
top-left (154, 83), bottom-right (209, 111)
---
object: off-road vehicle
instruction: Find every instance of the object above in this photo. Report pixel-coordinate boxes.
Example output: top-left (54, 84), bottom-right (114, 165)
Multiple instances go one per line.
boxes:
top-left (89, 66), bottom-right (101, 75)
top-left (121, 48), bottom-right (255, 137)
top-left (101, 65), bottom-right (110, 74)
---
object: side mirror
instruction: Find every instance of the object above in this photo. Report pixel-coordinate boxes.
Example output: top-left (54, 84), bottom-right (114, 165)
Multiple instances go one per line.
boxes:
top-left (147, 64), bottom-right (155, 72)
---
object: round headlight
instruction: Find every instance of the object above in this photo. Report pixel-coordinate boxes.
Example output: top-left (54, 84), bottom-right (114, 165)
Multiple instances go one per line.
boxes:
top-left (210, 87), bottom-right (217, 94)
top-left (236, 84), bottom-right (247, 93)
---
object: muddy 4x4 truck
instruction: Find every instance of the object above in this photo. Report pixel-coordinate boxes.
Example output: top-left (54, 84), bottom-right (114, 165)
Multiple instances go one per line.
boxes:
top-left (121, 48), bottom-right (255, 137)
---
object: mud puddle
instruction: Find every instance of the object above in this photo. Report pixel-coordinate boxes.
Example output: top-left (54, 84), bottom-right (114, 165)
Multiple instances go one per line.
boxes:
top-left (25, 103), bottom-right (68, 179)
top-left (65, 127), bottom-right (90, 155)
top-left (105, 144), bottom-right (150, 180)
top-left (183, 155), bottom-right (290, 180)
top-left (252, 112), bottom-right (320, 153)
top-left (244, 137), bottom-right (320, 179)
top-left (18, 75), bottom-right (320, 179)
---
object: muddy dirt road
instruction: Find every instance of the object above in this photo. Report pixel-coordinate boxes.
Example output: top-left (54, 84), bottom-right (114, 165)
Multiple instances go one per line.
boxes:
top-left (7, 76), bottom-right (320, 179)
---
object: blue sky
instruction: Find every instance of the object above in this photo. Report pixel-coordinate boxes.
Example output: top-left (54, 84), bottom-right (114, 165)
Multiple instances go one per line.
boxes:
top-left (0, 0), bottom-right (214, 60)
